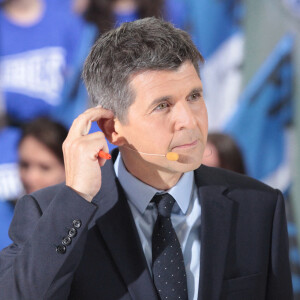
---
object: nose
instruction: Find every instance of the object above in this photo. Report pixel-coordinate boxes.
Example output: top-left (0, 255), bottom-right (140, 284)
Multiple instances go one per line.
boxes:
top-left (173, 101), bottom-right (197, 131)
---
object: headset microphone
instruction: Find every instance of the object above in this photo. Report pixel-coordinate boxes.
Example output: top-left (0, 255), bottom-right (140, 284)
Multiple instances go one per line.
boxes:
top-left (124, 147), bottom-right (179, 161)
top-left (98, 148), bottom-right (179, 161)
top-left (165, 152), bottom-right (179, 161)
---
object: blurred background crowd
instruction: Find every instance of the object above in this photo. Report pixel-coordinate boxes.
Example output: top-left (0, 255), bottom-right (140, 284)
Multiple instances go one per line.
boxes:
top-left (1, 0), bottom-right (300, 297)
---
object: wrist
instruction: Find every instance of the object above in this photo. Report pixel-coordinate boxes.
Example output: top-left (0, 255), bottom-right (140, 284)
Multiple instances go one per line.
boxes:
top-left (66, 185), bottom-right (93, 202)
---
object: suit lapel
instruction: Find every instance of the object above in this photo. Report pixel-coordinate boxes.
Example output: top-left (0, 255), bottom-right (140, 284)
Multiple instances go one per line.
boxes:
top-left (94, 157), bottom-right (158, 300)
top-left (95, 155), bottom-right (234, 300)
top-left (197, 184), bottom-right (234, 300)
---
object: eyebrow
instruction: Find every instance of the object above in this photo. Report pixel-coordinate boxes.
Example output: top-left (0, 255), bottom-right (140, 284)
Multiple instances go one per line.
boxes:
top-left (189, 87), bottom-right (203, 96)
top-left (147, 86), bottom-right (203, 110)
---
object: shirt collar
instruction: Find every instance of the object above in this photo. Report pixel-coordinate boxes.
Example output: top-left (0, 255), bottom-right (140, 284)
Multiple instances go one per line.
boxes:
top-left (114, 153), bottom-right (194, 215)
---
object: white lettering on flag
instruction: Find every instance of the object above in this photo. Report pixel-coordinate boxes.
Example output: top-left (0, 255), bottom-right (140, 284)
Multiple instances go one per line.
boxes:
top-left (0, 47), bottom-right (66, 105)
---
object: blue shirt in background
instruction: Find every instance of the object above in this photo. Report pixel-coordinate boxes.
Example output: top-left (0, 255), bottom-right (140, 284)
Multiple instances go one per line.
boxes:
top-left (0, 201), bottom-right (14, 250)
top-left (0, 0), bottom-right (84, 122)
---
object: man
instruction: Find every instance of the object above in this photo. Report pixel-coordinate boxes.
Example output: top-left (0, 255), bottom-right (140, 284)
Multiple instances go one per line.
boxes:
top-left (0, 18), bottom-right (292, 299)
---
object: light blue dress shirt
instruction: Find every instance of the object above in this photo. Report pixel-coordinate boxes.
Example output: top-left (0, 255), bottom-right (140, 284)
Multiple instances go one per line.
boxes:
top-left (114, 154), bottom-right (201, 300)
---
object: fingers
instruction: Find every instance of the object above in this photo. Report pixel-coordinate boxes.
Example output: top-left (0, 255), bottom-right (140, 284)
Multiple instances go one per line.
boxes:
top-left (63, 107), bottom-right (114, 202)
top-left (98, 141), bottom-right (109, 167)
top-left (68, 107), bottom-right (114, 139)
top-left (63, 131), bottom-right (108, 161)
top-left (63, 131), bottom-right (109, 201)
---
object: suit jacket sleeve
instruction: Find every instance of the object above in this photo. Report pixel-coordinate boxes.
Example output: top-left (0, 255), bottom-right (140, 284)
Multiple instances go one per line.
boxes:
top-left (0, 185), bottom-right (98, 300)
top-left (266, 190), bottom-right (293, 299)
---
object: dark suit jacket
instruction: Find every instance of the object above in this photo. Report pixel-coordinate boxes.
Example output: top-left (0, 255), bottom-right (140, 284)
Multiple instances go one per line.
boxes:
top-left (0, 150), bottom-right (293, 300)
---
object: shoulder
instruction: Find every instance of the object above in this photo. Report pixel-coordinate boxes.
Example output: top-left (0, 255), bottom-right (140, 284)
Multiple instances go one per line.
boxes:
top-left (195, 164), bottom-right (278, 196)
top-left (195, 165), bottom-right (283, 215)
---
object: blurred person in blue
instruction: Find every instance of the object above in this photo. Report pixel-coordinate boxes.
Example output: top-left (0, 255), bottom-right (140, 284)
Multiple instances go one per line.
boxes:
top-left (0, 117), bottom-right (67, 250)
top-left (0, 0), bottom-right (84, 201)
top-left (0, 0), bottom-right (84, 124)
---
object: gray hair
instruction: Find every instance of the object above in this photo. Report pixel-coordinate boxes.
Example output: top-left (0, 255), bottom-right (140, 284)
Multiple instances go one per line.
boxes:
top-left (82, 17), bottom-right (204, 123)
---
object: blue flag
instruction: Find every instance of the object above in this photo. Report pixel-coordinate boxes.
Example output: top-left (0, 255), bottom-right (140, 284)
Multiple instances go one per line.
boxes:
top-left (186, 0), bottom-right (245, 131)
top-left (186, 0), bottom-right (243, 59)
top-left (225, 34), bottom-right (293, 190)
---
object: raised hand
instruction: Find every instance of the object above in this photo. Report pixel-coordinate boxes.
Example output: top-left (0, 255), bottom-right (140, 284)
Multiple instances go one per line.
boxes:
top-left (63, 107), bottom-right (114, 202)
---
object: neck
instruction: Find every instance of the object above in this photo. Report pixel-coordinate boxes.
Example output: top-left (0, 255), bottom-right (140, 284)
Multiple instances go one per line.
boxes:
top-left (120, 149), bottom-right (183, 190)
top-left (3, 0), bottom-right (43, 25)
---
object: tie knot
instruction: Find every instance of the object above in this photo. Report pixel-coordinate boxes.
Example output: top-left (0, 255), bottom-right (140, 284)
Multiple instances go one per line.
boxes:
top-left (152, 193), bottom-right (175, 217)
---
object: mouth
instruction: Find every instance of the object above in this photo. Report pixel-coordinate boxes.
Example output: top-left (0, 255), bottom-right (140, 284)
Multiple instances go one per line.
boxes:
top-left (172, 139), bottom-right (199, 151)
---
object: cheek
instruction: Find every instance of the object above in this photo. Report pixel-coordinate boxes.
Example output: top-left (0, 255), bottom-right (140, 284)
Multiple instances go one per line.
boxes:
top-left (196, 103), bottom-right (208, 134)
top-left (47, 166), bottom-right (65, 184)
top-left (200, 101), bottom-right (208, 120)
top-left (19, 169), bottom-right (27, 183)
top-left (125, 118), bottom-right (171, 149)
top-left (57, 167), bottom-right (66, 182)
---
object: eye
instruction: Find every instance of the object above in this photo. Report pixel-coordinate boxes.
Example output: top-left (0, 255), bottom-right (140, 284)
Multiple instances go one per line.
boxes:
top-left (188, 92), bottom-right (201, 102)
top-left (19, 161), bottom-right (29, 170)
top-left (40, 164), bottom-right (51, 172)
top-left (155, 102), bottom-right (169, 111)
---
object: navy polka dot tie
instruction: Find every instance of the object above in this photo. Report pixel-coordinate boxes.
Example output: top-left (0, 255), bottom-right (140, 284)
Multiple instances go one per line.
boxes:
top-left (152, 193), bottom-right (188, 300)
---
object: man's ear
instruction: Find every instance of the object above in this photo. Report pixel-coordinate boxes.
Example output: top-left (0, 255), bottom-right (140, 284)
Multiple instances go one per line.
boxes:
top-left (97, 118), bottom-right (125, 146)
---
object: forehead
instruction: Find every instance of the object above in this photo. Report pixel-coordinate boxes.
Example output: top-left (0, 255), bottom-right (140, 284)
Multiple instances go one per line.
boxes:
top-left (128, 61), bottom-right (202, 103)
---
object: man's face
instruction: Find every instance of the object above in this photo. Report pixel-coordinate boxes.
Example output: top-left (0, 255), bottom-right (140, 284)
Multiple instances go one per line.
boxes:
top-left (116, 61), bottom-right (208, 176)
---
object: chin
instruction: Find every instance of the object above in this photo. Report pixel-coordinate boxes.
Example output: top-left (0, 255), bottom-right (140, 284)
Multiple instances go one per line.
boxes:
top-left (169, 156), bottom-right (203, 173)
top-left (25, 188), bottom-right (33, 194)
